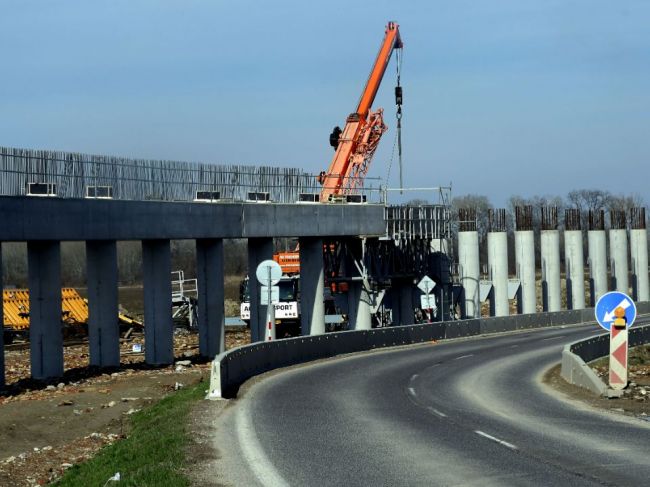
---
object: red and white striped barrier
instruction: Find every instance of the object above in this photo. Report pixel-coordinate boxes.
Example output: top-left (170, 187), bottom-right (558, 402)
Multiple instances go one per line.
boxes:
top-left (609, 326), bottom-right (628, 390)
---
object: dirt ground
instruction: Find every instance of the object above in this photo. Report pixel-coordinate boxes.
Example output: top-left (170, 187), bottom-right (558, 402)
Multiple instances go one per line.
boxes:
top-left (545, 343), bottom-right (650, 417)
top-left (0, 328), bottom-right (250, 486)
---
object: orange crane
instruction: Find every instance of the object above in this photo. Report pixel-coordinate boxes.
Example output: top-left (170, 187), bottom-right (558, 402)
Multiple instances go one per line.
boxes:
top-left (318, 21), bottom-right (403, 202)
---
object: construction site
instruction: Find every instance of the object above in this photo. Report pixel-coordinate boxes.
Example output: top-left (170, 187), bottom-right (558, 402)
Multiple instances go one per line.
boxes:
top-left (1, 12), bottom-right (649, 486)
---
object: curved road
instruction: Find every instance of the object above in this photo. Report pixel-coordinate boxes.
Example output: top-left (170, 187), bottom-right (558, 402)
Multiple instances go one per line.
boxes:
top-left (213, 324), bottom-right (650, 486)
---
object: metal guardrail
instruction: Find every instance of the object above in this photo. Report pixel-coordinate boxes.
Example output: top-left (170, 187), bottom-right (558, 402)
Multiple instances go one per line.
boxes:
top-left (208, 307), bottom-right (607, 399)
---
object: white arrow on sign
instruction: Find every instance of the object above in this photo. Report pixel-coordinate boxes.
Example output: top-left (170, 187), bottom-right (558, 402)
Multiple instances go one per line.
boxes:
top-left (603, 298), bottom-right (632, 322)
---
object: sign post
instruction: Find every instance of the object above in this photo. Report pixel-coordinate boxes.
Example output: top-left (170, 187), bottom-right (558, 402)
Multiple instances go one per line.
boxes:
top-left (256, 260), bottom-right (282, 341)
top-left (594, 291), bottom-right (637, 391)
top-left (417, 276), bottom-right (436, 322)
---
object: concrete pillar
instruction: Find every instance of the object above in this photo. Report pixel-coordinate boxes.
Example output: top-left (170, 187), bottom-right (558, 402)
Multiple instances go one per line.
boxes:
top-left (458, 229), bottom-right (480, 318)
top-left (630, 208), bottom-right (649, 301)
top-left (86, 240), bottom-right (120, 367)
top-left (196, 239), bottom-right (225, 358)
top-left (564, 230), bottom-right (585, 310)
top-left (514, 230), bottom-right (536, 314)
top-left (247, 238), bottom-right (273, 342)
top-left (142, 239), bottom-right (173, 365)
top-left (564, 209), bottom-right (584, 310)
top-left (348, 280), bottom-right (372, 330)
top-left (299, 237), bottom-right (325, 335)
top-left (588, 209), bottom-right (608, 306)
top-left (540, 207), bottom-right (560, 312)
top-left (28, 241), bottom-right (63, 380)
top-left (609, 210), bottom-right (629, 293)
top-left (514, 206), bottom-right (535, 314)
top-left (487, 208), bottom-right (509, 317)
top-left (541, 231), bottom-right (561, 311)
top-left (630, 229), bottom-right (649, 301)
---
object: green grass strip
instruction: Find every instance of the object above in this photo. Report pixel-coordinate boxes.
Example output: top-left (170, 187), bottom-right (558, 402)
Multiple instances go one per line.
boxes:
top-left (55, 379), bottom-right (207, 487)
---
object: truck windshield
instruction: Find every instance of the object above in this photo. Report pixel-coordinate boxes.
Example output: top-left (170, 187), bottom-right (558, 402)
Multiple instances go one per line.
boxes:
top-left (241, 278), bottom-right (296, 302)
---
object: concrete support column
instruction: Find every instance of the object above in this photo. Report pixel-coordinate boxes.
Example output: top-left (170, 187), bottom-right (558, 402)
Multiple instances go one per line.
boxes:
top-left (487, 209), bottom-right (509, 317)
top-left (541, 230), bottom-right (561, 311)
top-left (299, 237), bottom-right (325, 335)
top-left (458, 229), bottom-right (480, 318)
top-left (540, 207), bottom-right (560, 312)
top-left (514, 206), bottom-right (535, 314)
top-left (609, 209), bottom-right (628, 293)
top-left (86, 240), bottom-right (120, 368)
top-left (348, 280), bottom-right (372, 330)
top-left (196, 239), bottom-right (225, 358)
top-left (630, 208), bottom-right (649, 301)
top-left (564, 230), bottom-right (585, 310)
top-left (588, 209), bottom-right (608, 306)
top-left (588, 230), bottom-right (608, 306)
top-left (247, 238), bottom-right (273, 342)
top-left (28, 241), bottom-right (63, 380)
top-left (630, 229), bottom-right (649, 301)
top-left (487, 231), bottom-right (509, 317)
top-left (514, 230), bottom-right (536, 314)
top-left (142, 239), bottom-right (173, 365)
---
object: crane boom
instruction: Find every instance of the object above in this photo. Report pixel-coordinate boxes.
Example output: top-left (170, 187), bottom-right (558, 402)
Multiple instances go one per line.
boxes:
top-left (319, 22), bottom-right (403, 202)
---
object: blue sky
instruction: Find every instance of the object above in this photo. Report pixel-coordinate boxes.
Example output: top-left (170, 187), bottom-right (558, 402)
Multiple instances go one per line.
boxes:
top-left (1, 1), bottom-right (648, 206)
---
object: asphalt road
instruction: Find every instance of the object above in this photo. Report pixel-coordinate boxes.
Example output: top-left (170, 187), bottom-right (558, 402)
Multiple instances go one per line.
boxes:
top-left (213, 323), bottom-right (650, 486)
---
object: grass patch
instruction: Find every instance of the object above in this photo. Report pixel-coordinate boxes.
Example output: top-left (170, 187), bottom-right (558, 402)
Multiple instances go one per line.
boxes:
top-left (55, 380), bottom-right (207, 487)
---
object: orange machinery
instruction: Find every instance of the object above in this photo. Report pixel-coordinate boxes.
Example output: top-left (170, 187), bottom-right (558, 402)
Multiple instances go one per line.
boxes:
top-left (318, 21), bottom-right (403, 202)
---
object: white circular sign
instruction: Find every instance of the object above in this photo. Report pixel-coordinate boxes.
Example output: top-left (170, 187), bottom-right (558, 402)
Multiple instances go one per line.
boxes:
top-left (256, 259), bottom-right (282, 285)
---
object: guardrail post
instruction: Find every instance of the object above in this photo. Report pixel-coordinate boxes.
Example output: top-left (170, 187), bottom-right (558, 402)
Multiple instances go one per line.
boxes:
top-left (299, 237), bottom-right (325, 335)
top-left (196, 238), bottom-right (225, 357)
top-left (142, 239), bottom-right (173, 365)
top-left (86, 240), bottom-right (120, 367)
top-left (247, 238), bottom-right (273, 342)
top-left (28, 240), bottom-right (64, 380)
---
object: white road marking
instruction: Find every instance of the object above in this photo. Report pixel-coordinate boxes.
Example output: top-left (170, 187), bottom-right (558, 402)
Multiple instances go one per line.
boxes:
top-left (236, 400), bottom-right (290, 487)
top-left (428, 407), bottom-right (447, 418)
top-left (475, 430), bottom-right (518, 450)
top-left (408, 387), bottom-right (417, 397)
top-left (541, 335), bottom-right (565, 341)
top-left (410, 373), bottom-right (419, 382)
top-left (454, 354), bottom-right (474, 360)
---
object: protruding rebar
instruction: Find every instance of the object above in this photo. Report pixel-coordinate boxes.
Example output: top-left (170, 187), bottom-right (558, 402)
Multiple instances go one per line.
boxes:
top-left (588, 210), bottom-right (605, 231)
top-left (540, 206), bottom-right (558, 231)
top-left (488, 208), bottom-right (507, 232)
top-left (458, 208), bottom-right (477, 232)
top-left (630, 207), bottom-right (646, 230)
top-left (564, 208), bottom-right (581, 231)
top-left (515, 206), bottom-right (533, 231)
top-left (610, 209), bottom-right (627, 230)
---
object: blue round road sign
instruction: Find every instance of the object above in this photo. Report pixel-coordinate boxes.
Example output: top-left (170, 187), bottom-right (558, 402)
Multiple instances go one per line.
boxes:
top-left (594, 291), bottom-right (636, 331)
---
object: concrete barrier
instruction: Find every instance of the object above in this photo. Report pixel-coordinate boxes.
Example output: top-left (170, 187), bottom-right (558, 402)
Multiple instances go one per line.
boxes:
top-left (207, 303), bottom-right (649, 399)
top-left (560, 309), bottom-right (650, 395)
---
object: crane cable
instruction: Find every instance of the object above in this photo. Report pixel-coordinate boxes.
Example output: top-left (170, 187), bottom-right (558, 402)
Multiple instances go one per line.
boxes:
top-left (395, 48), bottom-right (403, 194)
top-left (385, 48), bottom-right (404, 194)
